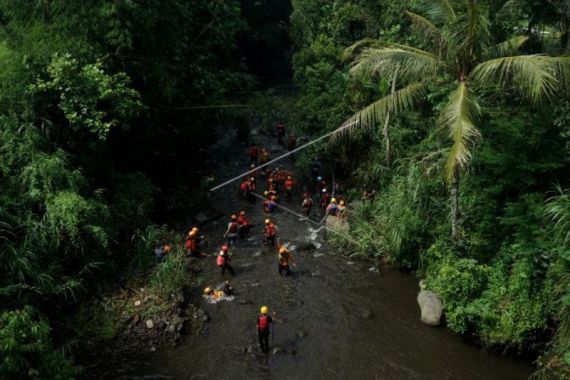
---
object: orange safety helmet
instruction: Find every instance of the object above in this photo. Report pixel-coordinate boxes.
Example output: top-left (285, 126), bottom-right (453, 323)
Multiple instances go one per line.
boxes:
top-left (163, 244), bottom-right (172, 253)
top-left (339, 200), bottom-right (345, 206)
top-left (279, 246), bottom-right (288, 254)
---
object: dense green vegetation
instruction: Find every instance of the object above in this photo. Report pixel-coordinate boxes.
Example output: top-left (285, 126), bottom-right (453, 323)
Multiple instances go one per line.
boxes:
top-left (1, 0), bottom-right (569, 378)
top-left (290, 0), bottom-right (570, 377)
top-left (0, 1), bottom-right (249, 378)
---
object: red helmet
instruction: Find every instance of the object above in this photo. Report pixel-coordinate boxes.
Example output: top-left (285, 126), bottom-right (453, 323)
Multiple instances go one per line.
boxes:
top-left (221, 244), bottom-right (229, 251)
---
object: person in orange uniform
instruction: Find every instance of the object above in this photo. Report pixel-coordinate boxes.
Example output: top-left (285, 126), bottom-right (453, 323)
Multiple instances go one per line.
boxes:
top-left (263, 219), bottom-right (277, 247)
top-left (277, 241), bottom-right (295, 275)
top-left (185, 227), bottom-right (205, 258)
top-left (237, 210), bottom-right (252, 238)
top-left (284, 175), bottom-right (295, 201)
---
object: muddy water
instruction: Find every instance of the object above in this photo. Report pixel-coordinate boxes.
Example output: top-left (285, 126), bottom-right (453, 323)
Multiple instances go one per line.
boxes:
top-left (117, 128), bottom-right (533, 380)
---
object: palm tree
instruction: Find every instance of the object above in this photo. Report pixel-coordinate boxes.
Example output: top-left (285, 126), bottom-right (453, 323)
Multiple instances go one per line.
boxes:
top-left (339, 0), bottom-right (570, 240)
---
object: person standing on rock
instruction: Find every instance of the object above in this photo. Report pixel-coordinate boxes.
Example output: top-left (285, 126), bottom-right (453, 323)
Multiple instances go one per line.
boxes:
top-left (325, 198), bottom-right (339, 216)
top-left (337, 200), bottom-right (349, 222)
top-left (223, 214), bottom-right (239, 247)
top-left (257, 306), bottom-right (273, 353)
top-left (217, 245), bottom-right (235, 276)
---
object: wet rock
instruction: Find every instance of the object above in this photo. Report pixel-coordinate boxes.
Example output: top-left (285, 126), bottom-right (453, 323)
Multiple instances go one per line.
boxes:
top-left (145, 319), bottom-right (154, 329)
top-left (167, 324), bottom-right (176, 334)
top-left (243, 345), bottom-right (255, 354)
top-left (295, 330), bottom-right (308, 339)
top-left (417, 285), bottom-right (443, 326)
top-left (271, 346), bottom-right (285, 355)
top-left (362, 309), bottom-right (374, 320)
top-left (294, 242), bottom-right (317, 251)
top-left (201, 315), bottom-right (209, 322)
top-left (150, 346), bottom-right (156, 352)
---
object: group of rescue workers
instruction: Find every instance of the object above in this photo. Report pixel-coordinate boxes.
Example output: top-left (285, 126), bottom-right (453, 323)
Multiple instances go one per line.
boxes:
top-left (156, 121), bottom-right (355, 354)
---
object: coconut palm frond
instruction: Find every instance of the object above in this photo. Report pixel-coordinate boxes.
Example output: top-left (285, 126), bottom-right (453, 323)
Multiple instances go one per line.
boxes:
top-left (484, 35), bottom-right (529, 60)
top-left (425, 0), bottom-right (457, 24)
top-left (496, 0), bottom-right (524, 18)
top-left (545, 185), bottom-right (570, 244)
top-left (405, 10), bottom-right (445, 47)
top-left (551, 56), bottom-right (570, 89)
top-left (332, 82), bottom-right (427, 142)
top-left (351, 46), bottom-right (440, 81)
top-left (471, 55), bottom-right (560, 103)
top-left (343, 38), bottom-right (384, 61)
top-left (439, 82), bottom-right (481, 182)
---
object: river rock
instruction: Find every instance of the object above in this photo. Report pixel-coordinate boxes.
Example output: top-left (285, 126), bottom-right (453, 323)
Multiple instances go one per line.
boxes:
top-left (295, 330), bottom-right (308, 338)
top-left (195, 212), bottom-right (208, 223)
top-left (271, 346), bottom-right (285, 355)
top-left (362, 309), bottom-right (374, 319)
top-left (134, 300), bottom-right (141, 306)
top-left (417, 287), bottom-right (443, 326)
top-left (145, 319), bottom-right (154, 329)
top-left (167, 324), bottom-right (176, 334)
top-left (325, 215), bottom-right (350, 233)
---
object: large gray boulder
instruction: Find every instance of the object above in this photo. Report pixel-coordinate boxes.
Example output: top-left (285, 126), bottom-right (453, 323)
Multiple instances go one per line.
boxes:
top-left (417, 281), bottom-right (443, 326)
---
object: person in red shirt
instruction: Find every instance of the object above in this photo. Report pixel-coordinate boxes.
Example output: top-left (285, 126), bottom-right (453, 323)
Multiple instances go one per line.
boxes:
top-left (240, 178), bottom-right (250, 199)
top-left (257, 306), bottom-right (273, 353)
top-left (249, 143), bottom-right (258, 164)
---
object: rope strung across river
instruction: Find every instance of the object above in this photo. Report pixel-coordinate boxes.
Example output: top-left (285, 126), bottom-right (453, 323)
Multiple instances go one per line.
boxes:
top-left (249, 192), bottom-right (363, 248)
top-left (208, 121), bottom-right (357, 193)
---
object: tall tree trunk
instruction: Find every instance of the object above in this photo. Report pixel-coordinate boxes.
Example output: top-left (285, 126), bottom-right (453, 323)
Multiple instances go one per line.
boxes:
top-left (383, 68), bottom-right (398, 165)
top-left (450, 169), bottom-right (460, 240)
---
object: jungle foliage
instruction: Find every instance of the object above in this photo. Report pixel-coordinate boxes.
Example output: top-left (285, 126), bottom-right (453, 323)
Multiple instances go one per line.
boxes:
top-left (0, 1), bottom-right (249, 378)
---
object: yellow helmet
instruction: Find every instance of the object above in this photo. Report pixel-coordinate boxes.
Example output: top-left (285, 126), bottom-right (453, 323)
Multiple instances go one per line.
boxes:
top-left (204, 287), bottom-right (212, 295)
top-left (264, 191), bottom-right (269, 196)
top-left (189, 230), bottom-right (197, 237)
top-left (260, 306), bottom-right (268, 314)
top-left (265, 219), bottom-right (271, 225)
top-left (331, 198), bottom-right (337, 203)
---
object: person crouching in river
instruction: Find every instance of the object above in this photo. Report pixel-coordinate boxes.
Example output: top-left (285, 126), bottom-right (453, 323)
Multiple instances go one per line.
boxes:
top-left (277, 241), bottom-right (295, 275)
top-left (257, 306), bottom-right (274, 353)
top-left (217, 244), bottom-right (235, 276)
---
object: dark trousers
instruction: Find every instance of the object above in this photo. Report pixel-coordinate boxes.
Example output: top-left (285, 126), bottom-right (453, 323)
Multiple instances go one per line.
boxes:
top-left (258, 329), bottom-right (270, 353)
top-left (264, 235), bottom-right (275, 247)
top-left (220, 263), bottom-right (235, 276)
top-left (278, 263), bottom-right (291, 275)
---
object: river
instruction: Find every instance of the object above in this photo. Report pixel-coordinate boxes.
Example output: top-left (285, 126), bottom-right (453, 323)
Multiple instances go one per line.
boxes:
top-left (103, 126), bottom-right (534, 380)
